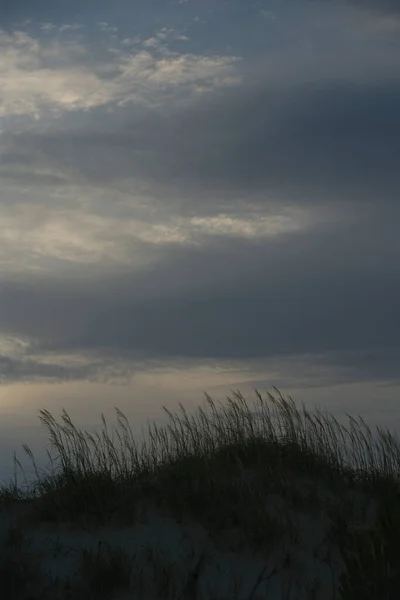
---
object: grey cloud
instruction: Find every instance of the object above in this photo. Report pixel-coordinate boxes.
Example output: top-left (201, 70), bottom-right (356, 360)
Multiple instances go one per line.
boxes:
top-left (1, 1), bottom-right (400, 388)
top-left (161, 80), bottom-right (400, 204)
top-left (0, 353), bottom-right (138, 384)
top-left (1, 207), bottom-right (399, 384)
top-left (0, 0), bottom-right (185, 29)
top-left (3, 79), bottom-right (399, 209)
top-left (319, 0), bottom-right (400, 13)
top-left (0, 0), bottom-right (83, 26)
top-left (0, 168), bottom-right (71, 187)
top-left (0, 353), bottom-right (76, 383)
top-left (2, 0), bottom-right (400, 33)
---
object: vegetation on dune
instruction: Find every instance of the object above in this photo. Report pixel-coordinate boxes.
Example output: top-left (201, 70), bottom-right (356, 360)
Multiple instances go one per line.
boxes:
top-left (1, 386), bottom-right (400, 599)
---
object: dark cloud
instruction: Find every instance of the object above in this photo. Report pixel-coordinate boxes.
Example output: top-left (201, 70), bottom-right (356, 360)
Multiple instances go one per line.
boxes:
top-left (0, 0), bottom-right (83, 26)
top-left (2, 74), bottom-right (400, 386)
top-left (0, 353), bottom-right (137, 384)
top-left (3, 0), bottom-right (400, 23)
top-left (165, 80), bottom-right (400, 204)
top-left (1, 0), bottom-right (399, 389)
top-left (321, 0), bottom-right (400, 13)
top-left (1, 203), bottom-right (399, 384)
top-left (0, 0), bottom-right (184, 29)
top-left (4, 78), bottom-right (399, 208)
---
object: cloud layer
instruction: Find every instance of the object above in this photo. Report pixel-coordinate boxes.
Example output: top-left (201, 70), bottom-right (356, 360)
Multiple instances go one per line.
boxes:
top-left (0, 0), bottom-right (399, 391)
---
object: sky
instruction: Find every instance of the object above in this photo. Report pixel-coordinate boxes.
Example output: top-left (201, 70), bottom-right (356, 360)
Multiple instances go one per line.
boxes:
top-left (1, 0), bottom-right (400, 479)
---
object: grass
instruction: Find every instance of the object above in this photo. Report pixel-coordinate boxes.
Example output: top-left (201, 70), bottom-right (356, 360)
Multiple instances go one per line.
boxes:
top-left (1, 386), bottom-right (400, 598)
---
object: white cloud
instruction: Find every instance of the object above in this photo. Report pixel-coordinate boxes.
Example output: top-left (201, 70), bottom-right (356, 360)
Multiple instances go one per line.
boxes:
top-left (40, 23), bottom-right (84, 32)
top-left (188, 212), bottom-right (308, 238)
top-left (0, 27), bottom-right (240, 120)
top-left (96, 22), bottom-right (119, 34)
top-left (155, 27), bottom-right (190, 42)
top-left (260, 10), bottom-right (276, 20)
top-left (0, 206), bottom-right (154, 272)
top-left (0, 192), bottom-right (324, 276)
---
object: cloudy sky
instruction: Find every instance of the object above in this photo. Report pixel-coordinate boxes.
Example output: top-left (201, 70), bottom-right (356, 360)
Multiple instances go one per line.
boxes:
top-left (1, 0), bottom-right (400, 474)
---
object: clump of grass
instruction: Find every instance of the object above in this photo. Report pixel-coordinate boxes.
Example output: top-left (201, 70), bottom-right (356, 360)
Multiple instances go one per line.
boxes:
top-left (3, 386), bottom-right (400, 598)
top-left (77, 541), bottom-right (133, 598)
top-left (0, 525), bottom-right (45, 599)
top-left (7, 388), bottom-right (400, 527)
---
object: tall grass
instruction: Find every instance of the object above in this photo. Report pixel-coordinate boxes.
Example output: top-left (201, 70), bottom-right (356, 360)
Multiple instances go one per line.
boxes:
top-left (2, 386), bottom-right (400, 599)
top-left (6, 386), bottom-right (400, 503)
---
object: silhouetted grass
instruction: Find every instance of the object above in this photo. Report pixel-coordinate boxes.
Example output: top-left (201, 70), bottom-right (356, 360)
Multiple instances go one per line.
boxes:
top-left (1, 386), bottom-right (400, 599)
